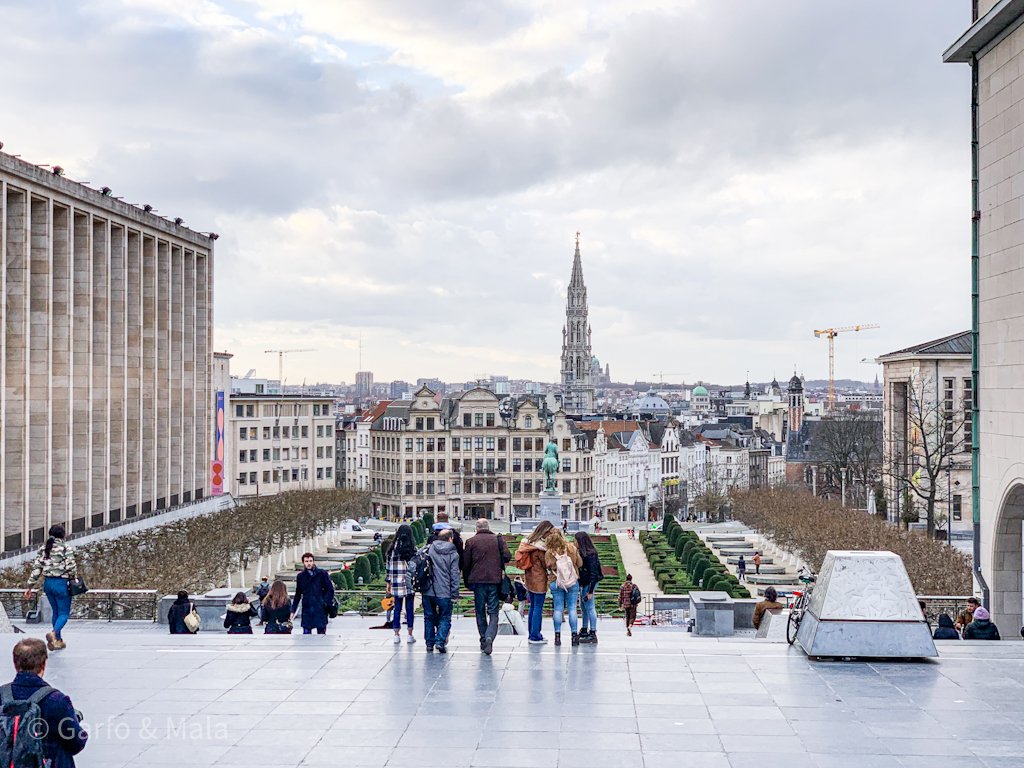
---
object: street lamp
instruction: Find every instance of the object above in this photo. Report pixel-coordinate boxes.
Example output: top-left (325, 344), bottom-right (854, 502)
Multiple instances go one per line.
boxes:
top-left (946, 457), bottom-right (953, 546)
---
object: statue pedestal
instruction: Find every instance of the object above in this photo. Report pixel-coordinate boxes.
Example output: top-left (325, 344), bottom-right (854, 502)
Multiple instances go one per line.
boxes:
top-left (538, 491), bottom-right (562, 525)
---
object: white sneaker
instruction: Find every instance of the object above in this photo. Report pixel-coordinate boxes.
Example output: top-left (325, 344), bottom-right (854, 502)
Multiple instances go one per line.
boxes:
top-left (393, 634), bottom-right (401, 644)
top-left (407, 635), bottom-right (416, 644)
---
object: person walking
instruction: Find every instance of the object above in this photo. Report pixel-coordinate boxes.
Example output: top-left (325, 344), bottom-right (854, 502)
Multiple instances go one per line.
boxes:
top-left (428, 511), bottom-right (465, 560)
top-left (167, 591), bottom-right (195, 634)
top-left (24, 525), bottom-right (78, 651)
top-left (4, 638), bottom-right (88, 768)
top-left (385, 524), bottom-right (417, 644)
top-left (462, 518), bottom-right (511, 655)
top-left (562, 519), bottom-right (569, 535)
top-left (515, 520), bottom-right (555, 644)
top-left (932, 613), bottom-right (961, 640)
top-left (423, 529), bottom-right (461, 653)
top-left (575, 531), bottom-right (603, 644)
top-left (262, 580), bottom-right (293, 634)
top-left (224, 592), bottom-right (258, 634)
top-left (290, 552), bottom-right (335, 635)
top-left (753, 552), bottom-right (762, 575)
top-left (737, 555), bottom-right (747, 584)
top-left (619, 573), bottom-right (640, 636)
top-left (752, 586), bottom-right (783, 630)
top-left (254, 576), bottom-right (270, 625)
top-left (544, 529), bottom-right (582, 646)
top-left (963, 607), bottom-right (1001, 640)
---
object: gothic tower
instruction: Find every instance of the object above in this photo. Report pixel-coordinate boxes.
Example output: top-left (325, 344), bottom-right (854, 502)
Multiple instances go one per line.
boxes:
top-left (787, 371), bottom-right (805, 438)
top-left (560, 233), bottom-right (595, 414)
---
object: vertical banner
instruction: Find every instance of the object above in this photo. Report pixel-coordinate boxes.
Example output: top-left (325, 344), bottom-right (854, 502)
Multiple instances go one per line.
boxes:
top-left (212, 390), bottom-right (225, 496)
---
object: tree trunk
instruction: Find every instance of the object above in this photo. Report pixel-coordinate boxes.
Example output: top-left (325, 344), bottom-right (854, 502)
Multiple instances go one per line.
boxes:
top-left (925, 492), bottom-right (936, 537)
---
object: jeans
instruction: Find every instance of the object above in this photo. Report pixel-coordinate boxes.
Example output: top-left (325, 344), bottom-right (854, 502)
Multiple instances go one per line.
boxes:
top-left (43, 577), bottom-right (71, 640)
top-left (422, 596), bottom-right (453, 648)
top-left (472, 584), bottom-right (500, 644)
top-left (303, 625), bottom-right (326, 635)
top-left (550, 582), bottom-right (579, 634)
top-left (580, 586), bottom-right (598, 632)
top-left (392, 595), bottom-right (415, 631)
top-left (527, 590), bottom-right (546, 641)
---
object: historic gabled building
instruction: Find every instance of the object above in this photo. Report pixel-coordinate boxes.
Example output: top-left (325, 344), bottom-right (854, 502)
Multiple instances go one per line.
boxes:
top-left (560, 234), bottom-right (595, 414)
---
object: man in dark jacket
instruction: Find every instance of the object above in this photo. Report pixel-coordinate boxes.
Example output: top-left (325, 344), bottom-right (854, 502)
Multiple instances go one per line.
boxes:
top-left (167, 591), bottom-right (194, 634)
top-left (427, 511), bottom-right (465, 560)
top-left (6, 638), bottom-right (87, 768)
top-left (291, 553), bottom-right (335, 635)
top-left (461, 518), bottom-right (511, 655)
top-left (423, 529), bottom-right (461, 653)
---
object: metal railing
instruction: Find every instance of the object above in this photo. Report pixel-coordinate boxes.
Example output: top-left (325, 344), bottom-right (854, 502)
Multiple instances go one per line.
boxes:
top-left (0, 588), bottom-right (159, 623)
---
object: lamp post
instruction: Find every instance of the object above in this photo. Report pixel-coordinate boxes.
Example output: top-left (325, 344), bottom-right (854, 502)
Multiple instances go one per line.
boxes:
top-left (946, 456), bottom-right (953, 546)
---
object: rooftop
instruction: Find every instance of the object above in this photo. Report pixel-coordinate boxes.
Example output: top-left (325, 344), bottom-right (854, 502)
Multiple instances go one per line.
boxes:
top-left (878, 330), bottom-right (972, 360)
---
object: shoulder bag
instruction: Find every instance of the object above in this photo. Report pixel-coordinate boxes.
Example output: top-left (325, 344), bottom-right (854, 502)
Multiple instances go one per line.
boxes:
top-left (496, 536), bottom-right (513, 603)
top-left (68, 576), bottom-right (89, 597)
top-left (183, 603), bottom-right (201, 633)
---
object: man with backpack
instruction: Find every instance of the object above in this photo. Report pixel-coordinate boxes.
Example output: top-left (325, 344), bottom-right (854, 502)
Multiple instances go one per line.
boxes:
top-left (619, 574), bottom-right (641, 637)
top-left (2, 638), bottom-right (87, 767)
top-left (461, 519), bottom-right (511, 655)
top-left (422, 529), bottom-right (462, 653)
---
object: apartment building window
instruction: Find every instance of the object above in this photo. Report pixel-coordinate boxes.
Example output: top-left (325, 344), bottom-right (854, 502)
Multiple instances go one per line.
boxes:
top-left (405, 459), bottom-right (413, 473)
top-left (513, 480), bottom-right (522, 494)
top-left (437, 438), bottom-right (446, 451)
top-left (249, 472), bottom-right (257, 484)
top-left (474, 413), bottom-right (483, 427)
top-left (416, 459), bottom-right (424, 473)
top-left (282, 426), bottom-right (290, 439)
top-left (415, 481), bottom-right (424, 495)
top-left (416, 417), bottom-right (424, 430)
top-left (498, 437), bottom-right (506, 451)
top-left (437, 480), bottom-right (445, 494)
top-left (562, 438), bottom-right (570, 451)
top-left (427, 438), bottom-right (435, 452)
top-left (463, 414), bottom-right (472, 427)
top-left (475, 481), bottom-right (484, 494)
top-left (235, 405), bottom-right (244, 418)
top-left (524, 459), bottom-right (533, 472)
top-left (486, 437), bottom-right (495, 451)
top-left (405, 438), bottom-right (413, 452)
top-left (486, 413), bottom-right (495, 427)
top-left (452, 438), bottom-right (460, 451)
top-left (475, 459), bottom-right (484, 472)
top-left (486, 481), bottom-right (495, 493)
top-left (475, 437), bottom-right (484, 450)
top-left (453, 458), bottom-right (461, 472)
top-left (263, 471), bottom-right (270, 483)
top-left (963, 377), bottom-right (973, 452)
top-left (326, 446), bottom-right (332, 458)
top-left (273, 469), bottom-right (280, 483)
top-left (313, 404), bottom-right (320, 416)
top-left (486, 458), bottom-right (495, 471)
top-left (262, 427), bottom-right (270, 440)
top-left (239, 451), bottom-right (247, 463)
top-left (300, 426), bottom-right (307, 438)
top-left (316, 447), bottom-right (323, 459)
top-left (405, 481), bottom-right (413, 495)
top-left (562, 458), bottom-right (571, 472)
top-left (427, 418), bottom-right (435, 430)
top-left (297, 469), bottom-right (304, 481)
top-left (513, 438), bottom-right (521, 451)
top-left (249, 450), bottom-right (257, 462)
top-left (525, 416), bottom-right (534, 428)
top-left (497, 459), bottom-right (506, 472)
top-left (943, 377), bottom-right (955, 452)
top-left (272, 426), bottom-right (280, 439)
top-left (438, 458), bottom-right (447, 472)
top-left (497, 480), bottom-right (506, 493)
top-left (326, 467), bottom-right (332, 478)
top-left (315, 425), bottom-right (322, 438)
top-left (273, 448), bottom-right (280, 461)
top-left (426, 481), bottom-right (434, 495)
top-left (452, 481), bottom-right (461, 494)
top-left (316, 468), bottom-right (323, 480)
top-left (513, 458), bottom-right (522, 472)
top-left (953, 494), bottom-right (962, 521)
top-left (239, 427), bottom-right (247, 441)
top-left (426, 460), bottom-right (434, 473)
top-left (416, 438), bottom-right (424, 452)
top-left (238, 473), bottom-right (247, 485)
top-left (562, 480), bottom-right (571, 493)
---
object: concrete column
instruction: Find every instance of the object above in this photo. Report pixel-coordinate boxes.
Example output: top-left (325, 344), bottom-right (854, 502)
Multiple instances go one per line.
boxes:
top-left (90, 217), bottom-right (109, 527)
top-left (108, 224), bottom-right (126, 521)
top-left (196, 252), bottom-right (210, 498)
top-left (51, 203), bottom-right (71, 531)
top-left (125, 229), bottom-right (142, 516)
top-left (28, 196), bottom-right (50, 543)
top-left (0, 183), bottom-right (5, 542)
top-left (141, 236), bottom-right (156, 512)
top-left (3, 186), bottom-right (28, 549)
top-left (182, 249), bottom-right (195, 499)
top-left (169, 244), bottom-right (183, 504)
top-left (156, 239), bottom-right (169, 508)
top-left (71, 212), bottom-right (91, 532)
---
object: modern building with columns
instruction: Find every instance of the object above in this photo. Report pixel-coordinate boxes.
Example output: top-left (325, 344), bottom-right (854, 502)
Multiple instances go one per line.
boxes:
top-left (946, 0), bottom-right (1024, 631)
top-left (0, 150), bottom-right (214, 551)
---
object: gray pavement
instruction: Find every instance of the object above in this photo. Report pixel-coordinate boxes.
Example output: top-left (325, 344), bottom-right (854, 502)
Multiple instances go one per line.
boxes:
top-left (14, 617), bottom-right (1024, 767)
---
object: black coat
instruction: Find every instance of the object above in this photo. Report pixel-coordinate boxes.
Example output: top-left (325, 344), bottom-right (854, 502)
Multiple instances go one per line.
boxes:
top-left (579, 552), bottom-right (603, 589)
top-left (932, 614), bottom-right (960, 640)
top-left (291, 567), bottom-right (335, 630)
top-left (8, 672), bottom-right (87, 768)
top-left (964, 618), bottom-right (1001, 640)
top-left (262, 603), bottom-right (292, 633)
top-left (224, 603), bottom-right (258, 634)
top-left (167, 598), bottom-right (193, 634)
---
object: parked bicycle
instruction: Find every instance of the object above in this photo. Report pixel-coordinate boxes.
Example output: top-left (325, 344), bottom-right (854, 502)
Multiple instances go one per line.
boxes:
top-left (786, 567), bottom-right (817, 645)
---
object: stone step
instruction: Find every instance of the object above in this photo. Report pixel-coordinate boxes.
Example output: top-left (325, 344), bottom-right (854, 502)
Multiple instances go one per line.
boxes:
top-left (293, 561), bottom-right (346, 571)
top-left (717, 548), bottom-right (758, 557)
top-left (705, 534), bottom-right (748, 543)
top-left (327, 546), bottom-right (369, 554)
top-left (725, 556), bottom-right (775, 565)
top-left (747, 574), bottom-right (799, 586)
top-left (729, 564), bottom-right (787, 575)
top-left (710, 541), bottom-right (756, 550)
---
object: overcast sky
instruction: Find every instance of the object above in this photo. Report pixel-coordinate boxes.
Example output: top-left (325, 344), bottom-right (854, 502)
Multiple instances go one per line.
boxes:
top-left (1, 1), bottom-right (973, 386)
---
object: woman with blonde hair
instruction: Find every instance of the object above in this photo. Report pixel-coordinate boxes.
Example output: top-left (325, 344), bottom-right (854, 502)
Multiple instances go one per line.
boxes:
top-left (515, 520), bottom-right (554, 644)
top-left (543, 529), bottom-right (582, 646)
top-left (261, 580), bottom-right (293, 634)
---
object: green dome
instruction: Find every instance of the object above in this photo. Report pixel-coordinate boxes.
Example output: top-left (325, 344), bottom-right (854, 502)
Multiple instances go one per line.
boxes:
top-left (692, 385), bottom-right (709, 397)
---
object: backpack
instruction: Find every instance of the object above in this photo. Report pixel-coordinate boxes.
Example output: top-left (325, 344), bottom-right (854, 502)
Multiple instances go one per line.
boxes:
top-left (555, 552), bottom-right (578, 590)
top-left (0, 683), bottom-right (54, 768)
top-left (630, 584), bottom-right (642, 606)
top-left (409, 548), bottom-right (433, 593)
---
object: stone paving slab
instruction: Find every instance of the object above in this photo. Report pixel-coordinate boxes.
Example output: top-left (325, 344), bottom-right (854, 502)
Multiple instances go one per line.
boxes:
top-left (10, 618), bottom-right (1024, 767)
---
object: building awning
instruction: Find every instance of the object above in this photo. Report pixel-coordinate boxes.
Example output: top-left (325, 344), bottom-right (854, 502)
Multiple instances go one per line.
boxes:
top-left (944, 0), bottom-right (1024, 62)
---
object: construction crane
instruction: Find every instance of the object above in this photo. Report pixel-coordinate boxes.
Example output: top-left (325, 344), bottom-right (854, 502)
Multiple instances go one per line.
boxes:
top-left (652, 373), bottom-right (686, 385)
top-left (813, 324), bottom-right (879, 411)
top-left (264, 349), bottom-right (316, 389)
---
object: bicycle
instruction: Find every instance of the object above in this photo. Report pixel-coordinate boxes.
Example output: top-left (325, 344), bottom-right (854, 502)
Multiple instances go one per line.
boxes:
top-left (786, 567), bottom-right (817, 645)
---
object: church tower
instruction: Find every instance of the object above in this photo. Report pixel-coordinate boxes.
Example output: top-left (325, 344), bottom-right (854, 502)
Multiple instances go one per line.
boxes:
top-left (560, 233), bottom-right (595, 414)
top-left (787, 371), bottom-right (805, 438)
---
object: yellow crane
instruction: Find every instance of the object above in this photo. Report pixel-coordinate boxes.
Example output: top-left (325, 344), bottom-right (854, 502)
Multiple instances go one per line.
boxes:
top-left (264, 348), bottom-right (316, 389)
top-left (812, 324), bottom-right (879, 411)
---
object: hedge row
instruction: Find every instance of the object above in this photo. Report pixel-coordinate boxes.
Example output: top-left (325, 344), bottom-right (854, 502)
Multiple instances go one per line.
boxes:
top-left (640, 516), bottom-right (750, 598)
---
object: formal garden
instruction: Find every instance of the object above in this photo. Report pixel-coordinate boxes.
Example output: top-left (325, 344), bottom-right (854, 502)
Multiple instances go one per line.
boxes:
top-left (639, 515), bottom-right (751, 598)
top-left (730, 488), bottom-right (972, 594)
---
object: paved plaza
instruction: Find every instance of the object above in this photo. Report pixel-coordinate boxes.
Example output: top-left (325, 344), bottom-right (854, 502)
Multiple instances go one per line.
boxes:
top-left (17, 617), bottom-right (1024, 768)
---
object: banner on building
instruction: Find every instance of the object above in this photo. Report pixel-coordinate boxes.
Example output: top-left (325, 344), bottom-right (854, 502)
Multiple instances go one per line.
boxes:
top-left (212, 391), bottom-right (225, 496)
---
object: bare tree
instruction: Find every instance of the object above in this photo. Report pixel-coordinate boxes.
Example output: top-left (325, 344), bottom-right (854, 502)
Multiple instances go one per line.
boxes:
top-left (884, 373), bottom-right (967, 537)
top-left (812, 409), bottom-right (883, 507)
top-left (687, 449), bottom-right (746, 521)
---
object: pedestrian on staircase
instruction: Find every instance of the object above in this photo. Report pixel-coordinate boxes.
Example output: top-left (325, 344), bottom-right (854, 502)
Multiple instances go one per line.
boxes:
top-left (575, 531), bottom-right (602, 644)
top-left (737, 555), bottom-right (747, 583)
top-left (753, 552), bottom-right (762, 575)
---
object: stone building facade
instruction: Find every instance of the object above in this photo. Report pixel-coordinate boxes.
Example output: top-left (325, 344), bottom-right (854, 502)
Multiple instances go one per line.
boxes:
top-left (0, 151), bottom-right (213, 550)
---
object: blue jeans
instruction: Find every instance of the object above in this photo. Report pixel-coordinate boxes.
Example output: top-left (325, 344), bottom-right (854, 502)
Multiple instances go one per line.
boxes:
top-left (580, 585), bottom-right (598, 631)
top-left (527, 591), bottom-right (546, 641)
top-left (43, 577), bottom-right (71, 640)
top-left (550, 582), bottom-right (579, 634)
top-left (392, 595), bottom-right (414, 631)
top-left (422, 596), bottom-right (453, 648)
top-left (302, 626), bottom-right (326, 635)
top-left (471, 584), bottom-right (500, 643)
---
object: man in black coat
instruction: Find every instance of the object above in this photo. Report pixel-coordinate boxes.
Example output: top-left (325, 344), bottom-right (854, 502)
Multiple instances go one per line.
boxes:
top-left (5, 638), bottom-right (87, 768)
top-left (461, 518), bottom-right (511, 655)
top-left (290, 553), bottom-right (335, 635)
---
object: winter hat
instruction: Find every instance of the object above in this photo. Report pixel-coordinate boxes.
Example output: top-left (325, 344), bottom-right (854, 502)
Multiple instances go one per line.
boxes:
top-left (974, 607), bottom-right (990, 621)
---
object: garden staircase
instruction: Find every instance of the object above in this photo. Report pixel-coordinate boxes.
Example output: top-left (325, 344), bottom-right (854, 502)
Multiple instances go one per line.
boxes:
top-left (699, 529), bottom-right (808, 596)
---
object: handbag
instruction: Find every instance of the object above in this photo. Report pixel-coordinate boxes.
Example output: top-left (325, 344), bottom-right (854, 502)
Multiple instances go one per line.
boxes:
top-left (327, 598), bottom-right (339, 619)
top-left (68, 577), bottom-right (89, 597)
top-left (183, 603), bottom-right (201, 633)
top-left (496, 536), bottom-right (513, 603)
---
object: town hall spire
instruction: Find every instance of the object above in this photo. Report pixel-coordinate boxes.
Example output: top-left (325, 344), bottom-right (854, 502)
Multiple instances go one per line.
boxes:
top-left (561, 233), bottom-right (595, 414)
